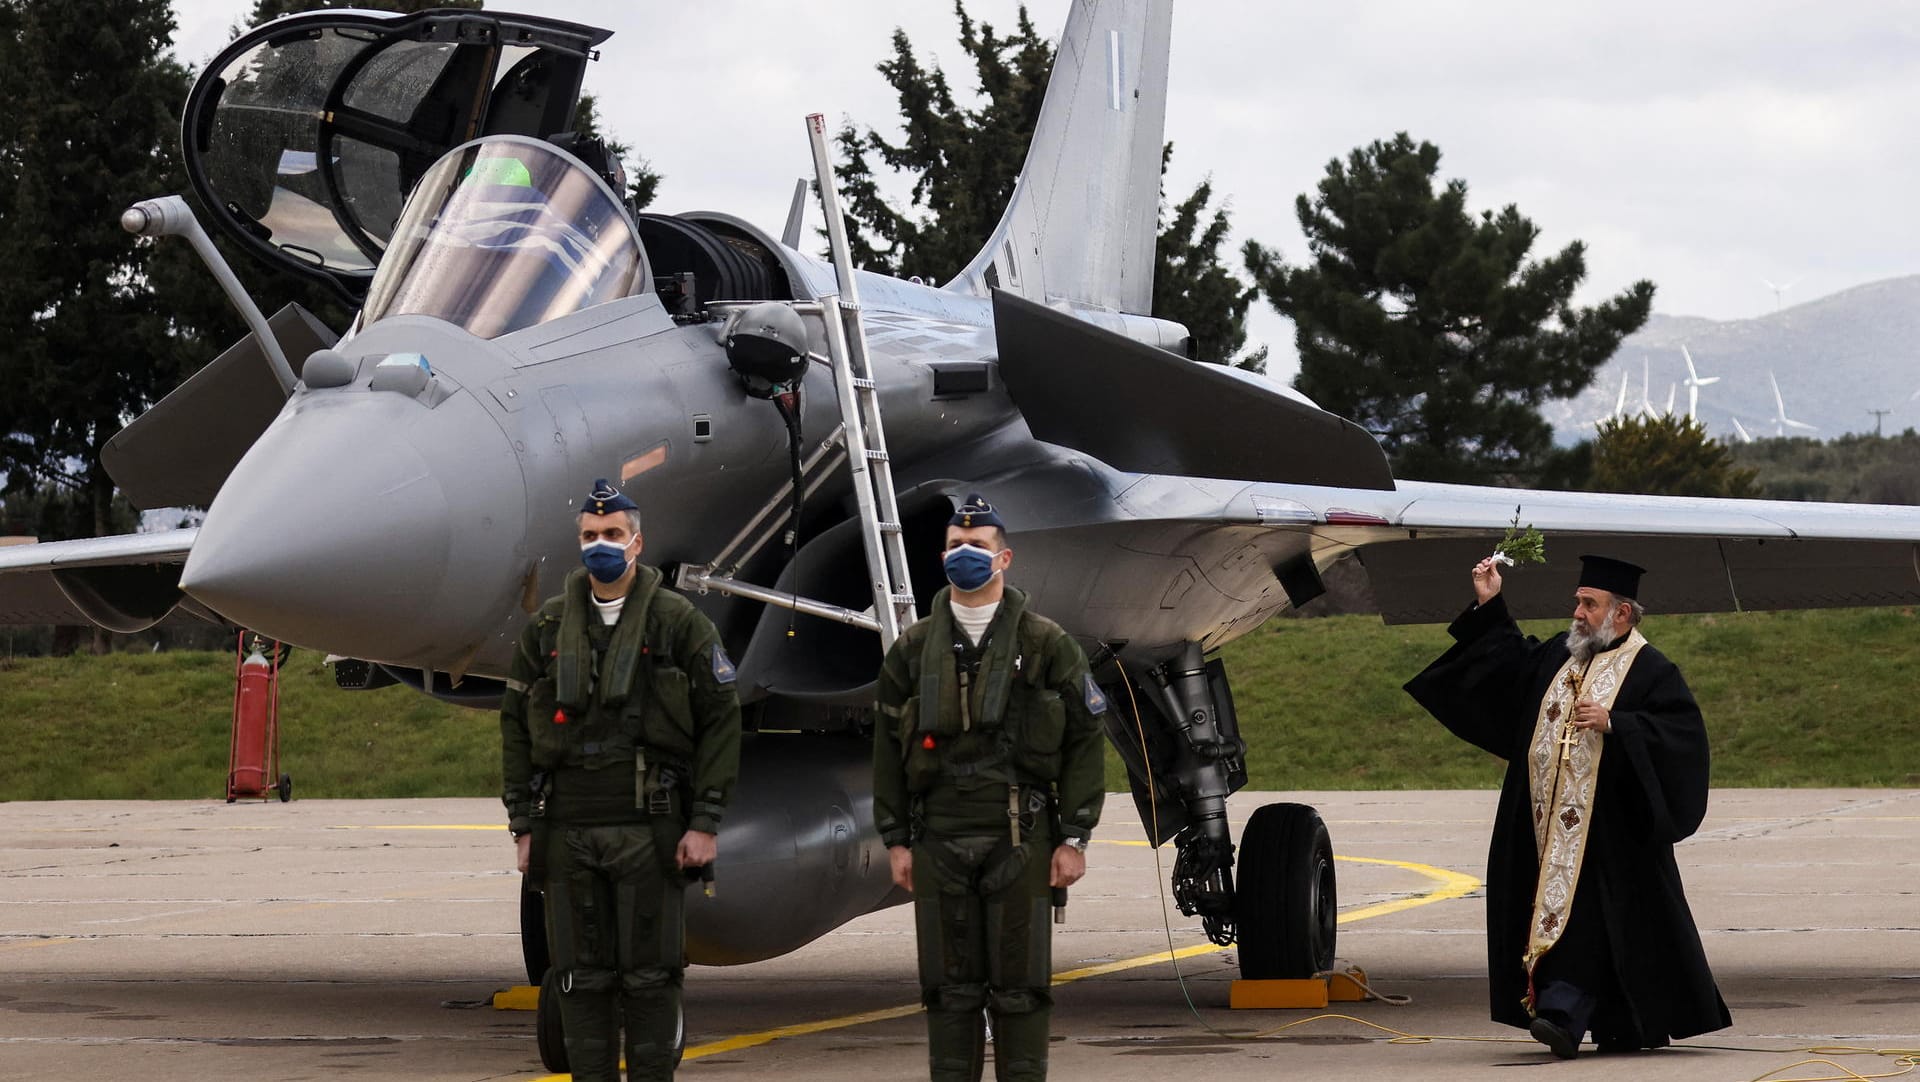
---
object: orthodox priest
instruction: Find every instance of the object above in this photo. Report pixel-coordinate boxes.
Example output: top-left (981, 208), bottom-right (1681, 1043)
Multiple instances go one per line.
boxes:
top-left (1404, 554), bottom-right (1730, 1059)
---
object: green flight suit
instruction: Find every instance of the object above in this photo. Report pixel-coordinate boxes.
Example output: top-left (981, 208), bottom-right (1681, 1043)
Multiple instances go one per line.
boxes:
top-left (501, 565), bottom-right (742, 1082)
top-left (872, 586), bottom-right (1106, 1082)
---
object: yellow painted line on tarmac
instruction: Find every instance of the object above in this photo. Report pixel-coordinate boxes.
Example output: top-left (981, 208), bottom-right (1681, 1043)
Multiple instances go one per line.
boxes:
top-left (0, 937), bottom-right (75, 952)
top-left (1332, 855), bottom-right (1481, 920)
top-left (524, 853), bottom-right (1480, 1078)
top-left (331, 824), bottom-right (503, 831)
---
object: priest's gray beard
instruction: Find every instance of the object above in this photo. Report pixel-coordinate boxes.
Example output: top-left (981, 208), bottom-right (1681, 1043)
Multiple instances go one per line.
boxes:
top-left (1567, 612), bottom-right (1623, 665)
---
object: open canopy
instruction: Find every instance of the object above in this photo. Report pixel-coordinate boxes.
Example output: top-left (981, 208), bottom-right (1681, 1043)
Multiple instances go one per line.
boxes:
top-left (182, 8), bottom-right (611, 300)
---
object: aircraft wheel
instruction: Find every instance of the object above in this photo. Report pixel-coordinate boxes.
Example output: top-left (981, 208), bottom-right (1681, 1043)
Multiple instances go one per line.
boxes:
top-left (276, 774), bottom-right (293, 803)
top-left (520, 880), bottom-right (551, 985)
top-left (1234, 802), bottom-right (1337, 978)
top-left (536, 968), bottom-right (569, 1073)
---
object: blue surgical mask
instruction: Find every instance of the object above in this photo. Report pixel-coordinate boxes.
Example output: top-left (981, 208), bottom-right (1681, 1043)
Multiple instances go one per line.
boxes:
top-left (581, 538), bottom-right (635, 584)
top-left (943, 543), bottom-right (1000, 592)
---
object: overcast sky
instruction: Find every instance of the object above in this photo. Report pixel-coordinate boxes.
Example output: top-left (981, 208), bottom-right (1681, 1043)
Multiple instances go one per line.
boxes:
top-left (166, 1), bottom-right (1920, 383)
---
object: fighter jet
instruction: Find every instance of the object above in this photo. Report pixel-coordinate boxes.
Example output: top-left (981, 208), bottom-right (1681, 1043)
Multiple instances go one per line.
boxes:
top-left (8, 2), bottom-right (1920, 988)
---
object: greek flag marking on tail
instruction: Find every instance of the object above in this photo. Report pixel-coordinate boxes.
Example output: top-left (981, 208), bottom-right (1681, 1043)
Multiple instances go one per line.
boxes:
top-left (1083, 673), bottom-right (1108, 716)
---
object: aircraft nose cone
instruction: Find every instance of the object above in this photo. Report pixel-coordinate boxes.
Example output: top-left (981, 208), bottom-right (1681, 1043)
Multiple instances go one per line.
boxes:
top-left (181, 391), bottom-right (522, 665)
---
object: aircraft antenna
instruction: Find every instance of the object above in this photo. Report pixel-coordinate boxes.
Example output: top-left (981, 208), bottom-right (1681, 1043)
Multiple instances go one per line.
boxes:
top-left (780, 178), bottom-right (810, 249)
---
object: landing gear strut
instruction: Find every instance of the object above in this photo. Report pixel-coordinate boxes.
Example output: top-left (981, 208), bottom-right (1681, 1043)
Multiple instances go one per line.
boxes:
top-left (1107, 642), bottom-right (1338, 978)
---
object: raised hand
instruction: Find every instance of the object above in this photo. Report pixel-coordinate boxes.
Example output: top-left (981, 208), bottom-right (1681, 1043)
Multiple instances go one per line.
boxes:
top-left (1472, 557), bottom-right (1504, 604)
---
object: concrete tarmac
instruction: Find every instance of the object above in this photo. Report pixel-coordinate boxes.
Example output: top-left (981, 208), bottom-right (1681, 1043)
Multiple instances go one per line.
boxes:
top-left (2, 790), bottom-right (1916, 1080)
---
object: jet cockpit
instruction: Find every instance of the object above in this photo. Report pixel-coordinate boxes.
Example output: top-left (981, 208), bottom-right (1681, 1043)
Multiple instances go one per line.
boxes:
top-left (360, 137), bottom-right (645, 340)
top-left (185, 8), bottom-right (796, 323)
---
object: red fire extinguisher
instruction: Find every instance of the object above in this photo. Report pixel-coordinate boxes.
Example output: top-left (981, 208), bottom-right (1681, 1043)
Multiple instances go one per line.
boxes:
top-left (228, 632), bottom-right (291, 803)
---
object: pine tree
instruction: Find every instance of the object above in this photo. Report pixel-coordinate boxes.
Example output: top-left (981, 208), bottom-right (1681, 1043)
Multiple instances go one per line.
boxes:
top-left (571, 93), bottom-right (662, 212)
top-left (1591, 414), bottom-right (1758, 497)
top-left (835, 2), bottom-right (1049, 279)
top-left (0, 0), bottom-right (206, 538)
top-left (1154, 147), bottom-right (1263, 370)
top-left (1246, 133), bottom-right (1654, 483)
top-left (837, 2), bottom-right (1264, 366)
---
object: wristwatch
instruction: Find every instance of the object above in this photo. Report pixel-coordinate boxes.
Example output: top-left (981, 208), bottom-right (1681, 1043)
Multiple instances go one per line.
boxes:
top-left (1063, 836), bottom-right (1089, 852)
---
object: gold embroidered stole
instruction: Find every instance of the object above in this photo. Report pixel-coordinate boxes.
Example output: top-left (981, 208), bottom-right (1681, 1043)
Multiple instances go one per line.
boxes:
top-left (1521, 627), bottom-right (1648, 1006)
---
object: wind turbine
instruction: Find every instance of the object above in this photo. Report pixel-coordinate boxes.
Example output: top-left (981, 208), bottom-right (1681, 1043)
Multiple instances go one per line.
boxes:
top-left (1639, 356), bottom-right (1659, 418)
top-left (1762, 276), bottom-right (1801, 311)
top-left (1729, 416), bottom-right (1755, 443)
top-left (1680, 345), bottom-right (1720, 420)
top-left (1768, 370), bottom-right (1817, 437)
top-left (1664, 383), bottom-right (1677, 417)
top-left (1583, 370), bottom-right (1631, 430)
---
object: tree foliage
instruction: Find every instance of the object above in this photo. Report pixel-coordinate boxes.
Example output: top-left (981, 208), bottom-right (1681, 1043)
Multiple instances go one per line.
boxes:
top-left (1247, 133), bottom-right (1655, 483)
top-left (1727, 430), bottom-right (1920, 504)
top-left (571, 93), bottom-right (661, 212)
top-left (837, 1), bottom-right (1263, 366)
top-left (0, 0), bottom-right (210, 537)
top-left (1154, 146), bottom-right (1264, 370)
top-left (835, 2), bottom-right (1048, 279)
top-left (1591, 414), bottom-right (1758, 498)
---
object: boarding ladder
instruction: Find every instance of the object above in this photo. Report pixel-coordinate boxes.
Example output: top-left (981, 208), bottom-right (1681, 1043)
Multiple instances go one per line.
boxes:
top-left (675, 115), bottom-right (918, 650)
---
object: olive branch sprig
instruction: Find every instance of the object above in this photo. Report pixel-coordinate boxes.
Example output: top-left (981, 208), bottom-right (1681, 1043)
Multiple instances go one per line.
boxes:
top-left (1492, 506), bottom-right (1546, 567)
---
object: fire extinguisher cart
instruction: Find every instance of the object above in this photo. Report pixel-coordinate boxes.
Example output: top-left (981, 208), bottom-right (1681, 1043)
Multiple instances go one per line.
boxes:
top-left (228, 632), bottom-right (292, 803)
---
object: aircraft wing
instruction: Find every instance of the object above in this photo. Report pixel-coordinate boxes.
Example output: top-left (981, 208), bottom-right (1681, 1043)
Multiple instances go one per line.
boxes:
top-left (1317, 481), bottom-right (1920, 624)
top-left (988, 285), bottom-right (1920, 627)
top-left (0, 529), bottom-right (202, 631)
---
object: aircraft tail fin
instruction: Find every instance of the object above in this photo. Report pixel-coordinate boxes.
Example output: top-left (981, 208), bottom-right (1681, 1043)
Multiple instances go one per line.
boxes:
top-left (945, 0), bottom-right (1171, 314)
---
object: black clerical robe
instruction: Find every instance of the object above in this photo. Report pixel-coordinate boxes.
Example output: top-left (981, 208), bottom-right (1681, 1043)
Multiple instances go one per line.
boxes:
top-left (1404, 594), bottom-right (1731, 1045)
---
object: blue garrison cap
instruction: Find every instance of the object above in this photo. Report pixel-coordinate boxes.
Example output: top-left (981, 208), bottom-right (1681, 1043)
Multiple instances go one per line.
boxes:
top-left (950, 493), bottom-right (1005, 531)
top-left (580, 478), bottom-right (640, 517)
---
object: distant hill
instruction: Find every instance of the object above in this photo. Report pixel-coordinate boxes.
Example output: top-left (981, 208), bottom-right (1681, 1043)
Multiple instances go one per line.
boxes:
top-left (1548, 275), bottom-right (1920, 443)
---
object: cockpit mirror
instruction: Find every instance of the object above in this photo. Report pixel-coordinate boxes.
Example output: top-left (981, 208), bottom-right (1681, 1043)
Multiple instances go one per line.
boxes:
top-left (181, 9), bottom-right (612, 303)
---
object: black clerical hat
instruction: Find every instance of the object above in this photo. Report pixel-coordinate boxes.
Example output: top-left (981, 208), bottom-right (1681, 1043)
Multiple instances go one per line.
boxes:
top-left (579, 478), bottom-right (640, 517)
top-left (950, 493), bottom-right (1005, 531)
top-left (1577, 554), bottom-right (1645, 598)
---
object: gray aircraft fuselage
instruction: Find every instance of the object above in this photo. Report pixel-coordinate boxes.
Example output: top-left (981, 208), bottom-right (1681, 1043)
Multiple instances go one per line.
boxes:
top-left (178, 227), bottom-right (1261, 700)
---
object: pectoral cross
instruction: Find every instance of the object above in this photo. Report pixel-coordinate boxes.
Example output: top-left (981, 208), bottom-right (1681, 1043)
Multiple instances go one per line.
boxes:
top-left (1556, 668), bottom-right (1587, 767)
top-left (1557, 713), bottom-right (1582, 766)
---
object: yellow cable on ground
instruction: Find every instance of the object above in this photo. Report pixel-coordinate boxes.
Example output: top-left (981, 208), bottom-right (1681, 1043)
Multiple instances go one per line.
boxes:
top-left (1742, 1058), bottom-right (1915, 1082)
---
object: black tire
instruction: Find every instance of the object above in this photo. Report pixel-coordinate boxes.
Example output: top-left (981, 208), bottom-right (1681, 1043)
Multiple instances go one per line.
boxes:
top-left (520, 881), bottom-right (551, 985)
top-left (536, 968), bottom-right (568, 1073)
top-left (276, 774), bottom-right (293, 803)
top-left (1234, 802), bottom-right (1337, 979)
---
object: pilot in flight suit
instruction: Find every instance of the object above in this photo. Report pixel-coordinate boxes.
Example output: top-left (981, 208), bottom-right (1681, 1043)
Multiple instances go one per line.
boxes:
top-left (502, 479), bottom-right (742, 1081)
top-left (873, 494), bottom-right (1107, 1081)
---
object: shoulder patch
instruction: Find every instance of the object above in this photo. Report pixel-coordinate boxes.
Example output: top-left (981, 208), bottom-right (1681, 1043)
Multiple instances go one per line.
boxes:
top-left (711, 643), bottom-right (738, 685)
top-left (1082, 673), bottom-right (1109, 716)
